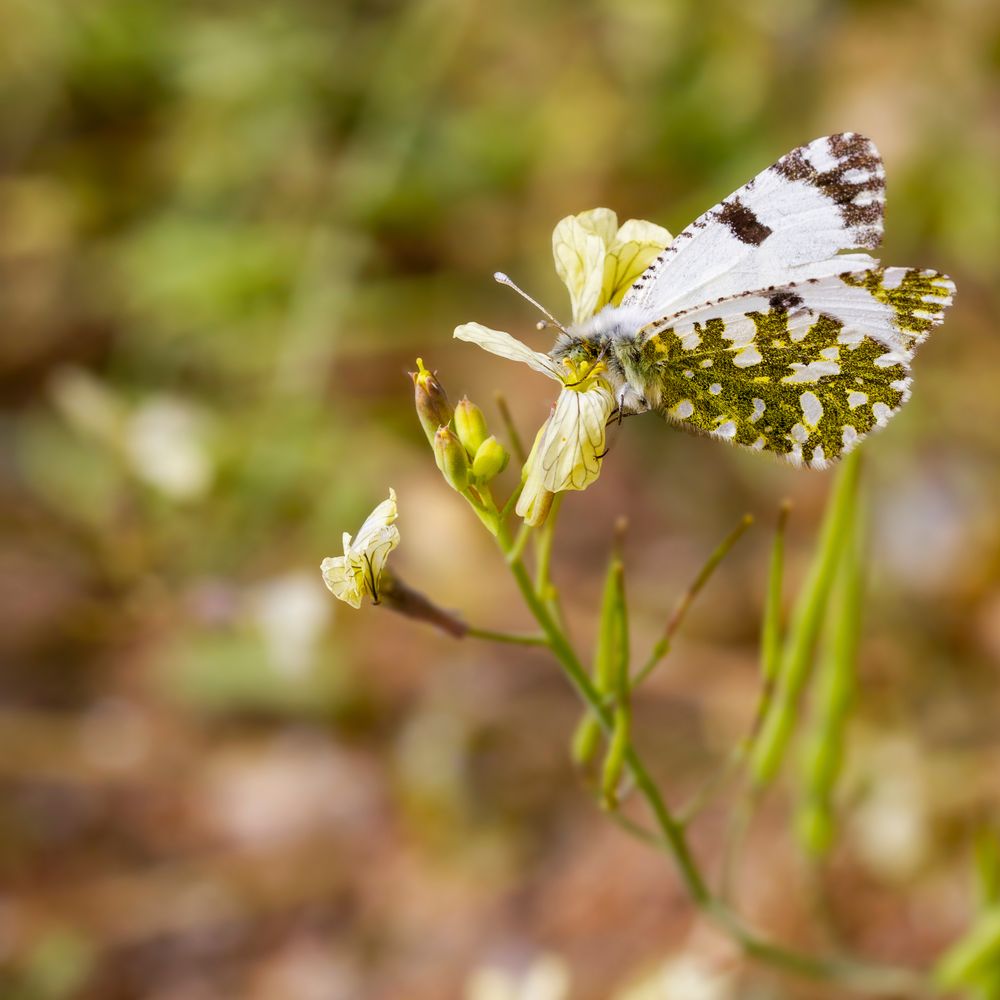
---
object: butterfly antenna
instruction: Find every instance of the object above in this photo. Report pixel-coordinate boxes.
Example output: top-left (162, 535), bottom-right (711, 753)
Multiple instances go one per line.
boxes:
top-left (494, 272), bottom-right (567, 334)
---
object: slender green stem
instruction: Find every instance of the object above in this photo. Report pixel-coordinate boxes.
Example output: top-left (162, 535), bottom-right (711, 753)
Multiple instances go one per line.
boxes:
top-left (500, 479), bottom-right (524, 521)
top-left (464, 626), bottom-right (549, 647)
top-left (534, 493), bottom-right (563, 598)
top-left (708, 902), bottom-right (932, 996)
top-left (750, 452), bottom-right (862, 787)
top-left (676, 745), bottom-right (743, 825)
top-left (632, 513), bottom-right (753, 689)
top-left (605, 808), bottom-right (666, 849)
top-left (496, 522), bottom-right (710, 905)
top-left (761, 500), bottom-right (792, 685)
top-left (494, 390), bottom-right (526, 464)
top-left (506, 520), bottom-right (532, 564)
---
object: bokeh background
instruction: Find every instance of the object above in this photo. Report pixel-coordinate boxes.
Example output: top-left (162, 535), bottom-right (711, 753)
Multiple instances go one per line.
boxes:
top-left (2, 1), bottom-right (999, 997)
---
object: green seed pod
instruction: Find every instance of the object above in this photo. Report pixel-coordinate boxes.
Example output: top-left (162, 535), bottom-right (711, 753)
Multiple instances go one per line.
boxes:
top-left (471, 435), bottom-right (509, 481)
top-left (601, 702), bottom-right (630, 810)
top-left (433, 425), bottom-right (470, 493)
top-left (571, 713), bottom-right (601, 767)
top-left (454, 397), bottom-right (489, 457)
top-left (411, 358), bottom-right (453, 446)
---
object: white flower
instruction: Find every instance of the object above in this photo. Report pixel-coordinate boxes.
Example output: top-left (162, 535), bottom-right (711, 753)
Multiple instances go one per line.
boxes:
top-left (454, 209), bottom-right (670, 526)
top-left (464, 954), bottom-right (569, 1000)
top-left (552, 208), bottom-right (671, 323)
top-left (454, 322), bottom-right (616, 526)
top-left (252, 573), bottom-right (331, 677)
top-left (321, 490), bottom-right (399, 608)
top-left (516, 378), bottom-right (616, 526)
top-left (126, 396), bottom-right (215, 500)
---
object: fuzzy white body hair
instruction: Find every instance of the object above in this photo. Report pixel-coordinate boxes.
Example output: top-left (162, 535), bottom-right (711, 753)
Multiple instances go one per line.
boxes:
top-left (552, 303), bottom-right (658, 415)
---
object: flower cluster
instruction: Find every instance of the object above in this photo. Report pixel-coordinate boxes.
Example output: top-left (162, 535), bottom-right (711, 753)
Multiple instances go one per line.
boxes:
top-left (321, 209), bottom-right (671, 605)
top-left (455, 208), bottom-right (670, 525)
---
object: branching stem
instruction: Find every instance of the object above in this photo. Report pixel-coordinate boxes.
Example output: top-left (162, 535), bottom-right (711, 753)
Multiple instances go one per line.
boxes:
top-left (488, 517), bottom-right (933, 996)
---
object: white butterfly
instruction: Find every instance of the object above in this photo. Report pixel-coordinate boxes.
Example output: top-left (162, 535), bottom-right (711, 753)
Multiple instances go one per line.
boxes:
top-left (457, 134), bottom-right (955, 520)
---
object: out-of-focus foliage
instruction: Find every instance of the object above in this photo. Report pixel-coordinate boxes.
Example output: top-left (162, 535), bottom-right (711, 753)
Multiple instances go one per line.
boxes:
top-left (1, 0), bottom-right (998, 997)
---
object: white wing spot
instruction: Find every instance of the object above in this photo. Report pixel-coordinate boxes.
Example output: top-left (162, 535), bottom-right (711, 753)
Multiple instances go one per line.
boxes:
top-left (799, 391), bottom-right (823, 426)
top-left (875, 351), bottom-right (908, 368)
top-left (733, 343), bottom-right (763, 367)
top-left (788, 443), bottom-right (804, 466)
top-left (810, 446), bottom-right (827, 468)
top-left (709, 382), bottom-right (723, 395)
top-left (790, 423), bottom-right (809, 443)
top-left (872, 401), bottom-right (892, 426)
top-left (820, 346), bottom-right (839, 361)
top-left (842, 425), bottom-right (858, 449)
top-left (784, 360), bottom-right (840, 384)
top-left (673, 399), bottom-right (695, 419)
top-left (683, 370), bottom-right (694, 379)
top-left (751, 398), bottom-right (765, 422)
top-left (751, 436), bottom-right (765, 450)
top-left (841, 167), bottom-right (870, 184)
top-left (806, 143), bottom-right (841, 172)
top-left (700, 359), bottom-right (713, 368)
top-left (847, 391), bottom-right (868, 409)
top-left (715, 420), bottom-right (737, 439)
top-left (789, 321), bottom-right (809, 343)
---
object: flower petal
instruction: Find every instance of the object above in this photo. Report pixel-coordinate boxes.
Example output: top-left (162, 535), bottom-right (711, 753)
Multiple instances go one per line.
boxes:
top-left (454, 323), bottom-right (562, 381)
top-left (537, 382), bottom-right (616, 492)
top-left (615, 218), bottom-right (672, 247)
top-left (321, 554), bottom-right (364, 609)
top-left (359, 525), bottom-right (400, 598)
top-left (552, 215), bottom-right (609, 323)
top-left (603, 219), bottom-right (673, 307)
top-left (351, 487), bottom-right (398, 552)
top-left (515, 419), bottom-right (556, 527)
top-left (573, 207), bottom-right (619, 245)
top-left (323, 489), bottom-right (400, 608)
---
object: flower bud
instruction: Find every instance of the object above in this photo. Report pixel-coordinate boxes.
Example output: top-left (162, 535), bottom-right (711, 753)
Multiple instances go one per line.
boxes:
top-left (433, 425), bottom-right (470, 492)
top-left (410, 358), bottom-right (453, 445)
top-left (471, 435), bottom-right (509, 481)
top-left (454, 397), bottom-right (489, 457)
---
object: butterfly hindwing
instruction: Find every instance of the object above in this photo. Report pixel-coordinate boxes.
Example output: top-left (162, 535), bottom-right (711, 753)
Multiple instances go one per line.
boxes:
top-left (638, 267), bottom-right (954, 467)
top-left (623, 133), bottom-right (886, 318)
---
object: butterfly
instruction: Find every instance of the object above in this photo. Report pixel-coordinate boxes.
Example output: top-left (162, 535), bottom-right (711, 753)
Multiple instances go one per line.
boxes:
top-left (467, 133), bottom-right (955, 472)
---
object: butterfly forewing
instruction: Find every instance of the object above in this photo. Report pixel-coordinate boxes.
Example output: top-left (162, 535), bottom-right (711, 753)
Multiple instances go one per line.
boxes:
top-left (623, 133), bottom-right (886, 318)
top-left (639, 267), bottom-right (954, 467)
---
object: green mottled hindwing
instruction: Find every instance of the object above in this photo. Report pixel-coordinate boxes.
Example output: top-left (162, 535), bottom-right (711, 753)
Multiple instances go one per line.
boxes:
top-left (636, 267), bottom-right (954, 467)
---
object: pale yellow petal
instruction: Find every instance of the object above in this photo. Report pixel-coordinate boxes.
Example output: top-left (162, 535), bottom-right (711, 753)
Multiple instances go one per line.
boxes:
top-left (325, 489), bottom-right (400, 607)
top-left (515, 420), bottom-right (555, 527)
top-left (552, 215), bottom-right (608, 323)
top-left (321, 555), bottom-right (364, 609)
top-left (351, 487), bottom-right (398, 552)
top-left (614, 218), bottom-right (672, 247)
top-left (537, 382), bottom-right (615, 492)
top-left (603, 219), bottom-right (673, 307)
top-left (360, 525), bottom-right (400, 597)
top-left (573, 207), bottom-right (619, 245)
top-left (454, 323), bottom-right (562, 381)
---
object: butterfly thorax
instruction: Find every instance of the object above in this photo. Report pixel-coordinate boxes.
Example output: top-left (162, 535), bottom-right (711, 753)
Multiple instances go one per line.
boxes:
top-left (550, 303), bottom-right (661, 414)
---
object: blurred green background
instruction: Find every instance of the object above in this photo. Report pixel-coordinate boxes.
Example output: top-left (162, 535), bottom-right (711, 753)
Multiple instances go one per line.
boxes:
top-left (1, 0), bottom-right (998, 997)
